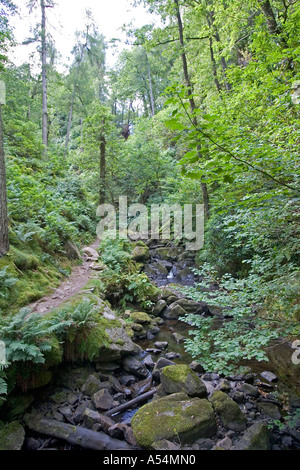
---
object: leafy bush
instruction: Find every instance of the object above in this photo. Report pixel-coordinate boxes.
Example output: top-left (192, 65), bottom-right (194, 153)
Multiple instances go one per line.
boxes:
top-left (179, 263), bottom-right (300, 375)
top-left (99, 238), bottom-right (133, 273)
top-left (0, 268), bottom-right (18, 303)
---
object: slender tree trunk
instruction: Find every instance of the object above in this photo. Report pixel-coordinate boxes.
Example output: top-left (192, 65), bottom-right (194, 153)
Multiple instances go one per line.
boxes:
top-left (80, 117), bottom-right (84, 153)
top-left (174, 0), bottom-right (210, 219)
top-left (209, 36), bottom-right (222, 92)
top-left (146, 53), bottom-right (155, 116)
top-left (41, 0), bottom-right (48, 148)
top-left (64, 82), bottom-right (76, 155)
top-left (99, 120), bottom-right (106, 205)
top-left (0, 104), bottom-right (9, 257)
top-left (258, 0), bottom-right (280, 35)
top-left (208, 11), bottom-right (232, 91)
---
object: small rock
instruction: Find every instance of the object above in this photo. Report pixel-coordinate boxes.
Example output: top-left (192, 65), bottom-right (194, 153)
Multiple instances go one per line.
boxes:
top-left (92, 389), bottom-right (117, 411)
top-left (146, 348), bottom-right (162, 355)
top-left (172, 332), bottom-right (185, 344)
top-left (81, 375), bottom-right (102, 396)
top-left (73, 400), bottom-right (93, 423)
top-left (83, 408), bottom-right (105, 429)
top-left (25, 437), bottom-right (40, 450)
top-left (108, 423), bottom-right (124, 439)
top-left (241, 383), bottom-right (260, 398)
top-left (189, 361), bottom-right (205, 373)
top-left (216, 436), bottom-right (232, 450)
top-left (282, 435), bottom-right (293, 448)
top-left (122, 356), bottom-right (149, 379)
top-left (260, 371), bottom-right (278, 383)
top-left (218, 379), bottom-right (231, 393)
top-left (194, 438), bottom-right (215, 450)
top-left (166, 352), bottom-right (181, 360)
top-left (257, 402), bottom-right (281, 420)
top-left (154, 341), bottom-right (168, 350)
top-left (82, 246), bottom-right (99, 259)
top-left (120, 375), bottom-right (137, 386)
top-left (143, 355), bottom-right (155, 370)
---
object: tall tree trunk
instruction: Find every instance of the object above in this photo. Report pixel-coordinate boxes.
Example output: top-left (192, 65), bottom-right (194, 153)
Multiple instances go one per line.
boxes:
top-left (0, 104), bottom-right (9, 257)
top-left (41, 0), bottom-right (48, 148)
top-left (209, 35), bottom-right (222, 92)
top-left (208, 11), bottom-right (231, 91)
top-left (258, 0), bottom-right (280, 35)
top-left (99, 120), bottom-right (106, 205)
top-left (64, 82), bottom-right (76, 155)
top-left (146, 53), bottom-right (155, 116)
top-left (174, 0), bottom-right (210, 219)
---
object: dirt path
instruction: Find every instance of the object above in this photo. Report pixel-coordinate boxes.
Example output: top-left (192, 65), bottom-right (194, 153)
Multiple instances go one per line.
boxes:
top-left (29, 239), bottom-right (100, 314)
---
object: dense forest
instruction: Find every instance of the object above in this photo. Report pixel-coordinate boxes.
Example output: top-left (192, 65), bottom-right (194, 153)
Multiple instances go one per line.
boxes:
top-left (0, 0), bottom-right (299, 453)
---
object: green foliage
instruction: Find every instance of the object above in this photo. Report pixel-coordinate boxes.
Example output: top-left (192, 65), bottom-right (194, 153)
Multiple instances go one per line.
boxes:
top-left (99, 238), bottom-right (132, 272)
top-left (0, 267), bottom-right (18, 302)
top-left (98, 238), bottom-right (159, 308)
top-left (179, 263), bottom-right (299, 374)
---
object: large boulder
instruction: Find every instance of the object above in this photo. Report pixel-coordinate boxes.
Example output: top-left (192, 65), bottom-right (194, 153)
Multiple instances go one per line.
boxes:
top-left (210, 390), bottom-right (247, 432)
top-left (152, 300), bottom-right (167, 316)
top-left (160, 364), bottom-right (207, 398)
top-left (172, 299), bottom-right (206, 315)
top-left (131, 392), bottom-right (217, 448)
top-left (131, 245), bottom-right (150, 263)
top-left (94, 321), bottom-right (142, 363)
top-left (0, 421), bottom-right (25, 450)
top-left (130, 311), bottom-right (152, 325)
top-left (234, 421), bottom-right (271, 450)
top-left (163, 303), bottom-right (186, 320)
top-left (63, 239), bottom-right (82, 261)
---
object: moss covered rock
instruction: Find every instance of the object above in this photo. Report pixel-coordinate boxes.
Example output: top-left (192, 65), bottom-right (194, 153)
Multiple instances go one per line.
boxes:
top-left (4, 394), bottom-right (35, 421)
top-left (131, 392), bottom-right (216, 448)
top-left (210, 390), bottom-right (247, 432)
top-left (235, 422), bottom-right (271, 450)
top-left (163, 303), bottom-right (187, 320)
top-left (0, 421), bottom-right (25, 450)
top-left (130, 311), bottom-right (152, 325)
top-left (161, 365), bottom-right (207, 398)
top-left (131, 245), bottom-right (150, 263)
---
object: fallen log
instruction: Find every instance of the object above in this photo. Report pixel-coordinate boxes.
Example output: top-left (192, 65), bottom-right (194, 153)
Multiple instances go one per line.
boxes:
top-left (105, 388), bottom-right (156, 417)
top-left (24, 414), bottom-right (133, 451)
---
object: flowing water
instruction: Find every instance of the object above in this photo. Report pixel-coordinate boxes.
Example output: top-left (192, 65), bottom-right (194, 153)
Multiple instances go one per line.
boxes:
top-left (143, 244), bottom-right (300, 403)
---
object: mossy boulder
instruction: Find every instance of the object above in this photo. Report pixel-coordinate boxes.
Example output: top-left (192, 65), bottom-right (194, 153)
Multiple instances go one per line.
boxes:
top-left (161, 365), bottom-right (207, 398)
top-left (152, 300), bottom-right (167, 316)
top-left (17, 369), bottom-right (53, 391)
top-left (131, 392), bottom-right (217, 448)
top-left (131, 244), bottom-right (150, 263)
top-left (81, 375), bottom-right (102, 396)
top-left (234, 422), bottom-right (271, 450)
top-left (130, 311), bottom-right (152, 325)
top-left (3, 394), bottom-right (35, 421)
top-left (0, 421), bottom-right (25, 450)
top-left (163, 302), bottom-right (187, 320)
top-left (210, 390), bottom-right (247, 432)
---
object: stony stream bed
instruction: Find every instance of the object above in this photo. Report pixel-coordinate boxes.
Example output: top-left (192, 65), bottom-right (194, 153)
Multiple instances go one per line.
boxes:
top-left (1, 241), bottom-right (300, 451)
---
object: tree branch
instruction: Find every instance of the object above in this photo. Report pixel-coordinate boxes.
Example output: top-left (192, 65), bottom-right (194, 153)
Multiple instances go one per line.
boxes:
top-left (176, 94), bottom-right (298, 191)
